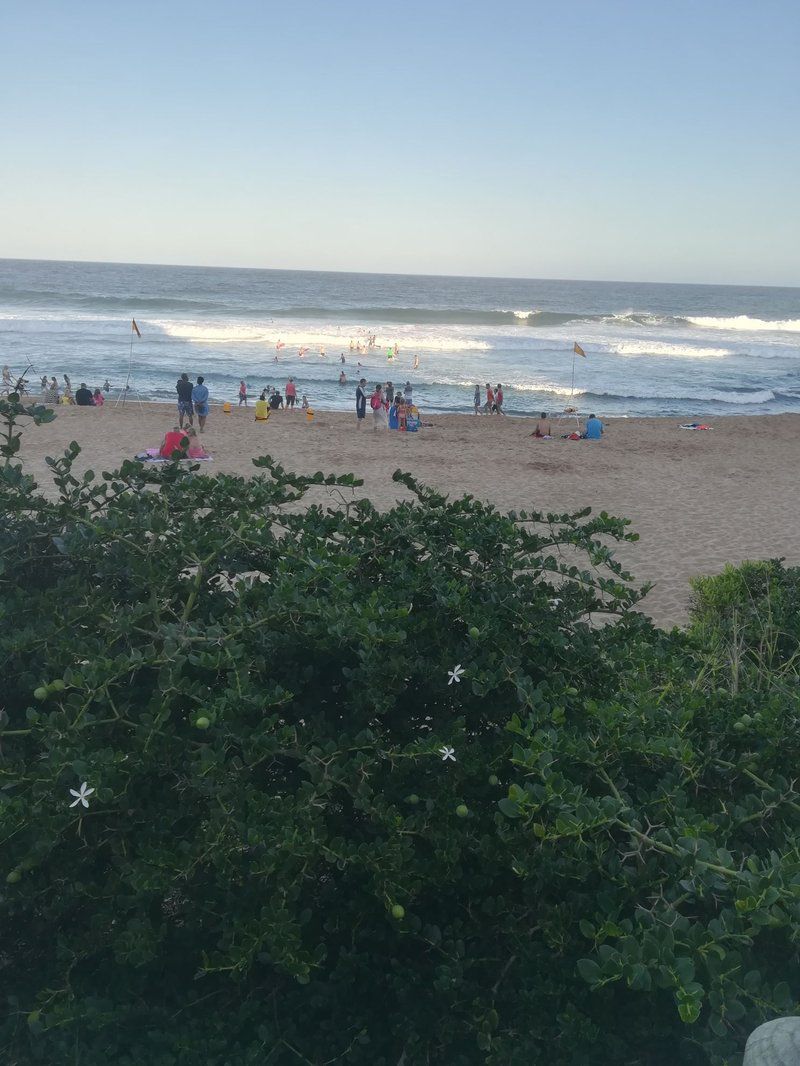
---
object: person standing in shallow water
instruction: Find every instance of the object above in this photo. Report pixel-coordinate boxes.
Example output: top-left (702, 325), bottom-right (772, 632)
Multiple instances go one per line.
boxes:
top-left (355, 378), bottom-right (367, 428)
top-left (473, 384), bottom-right (481, 414)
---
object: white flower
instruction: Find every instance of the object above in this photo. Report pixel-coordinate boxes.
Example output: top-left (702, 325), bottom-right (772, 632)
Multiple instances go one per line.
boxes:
top-left (439, 746), bottom-right (456, 762)
top-left (447, 664), bottom-right (465, 685)
top-left (69, 782), bottom-right (95, 809)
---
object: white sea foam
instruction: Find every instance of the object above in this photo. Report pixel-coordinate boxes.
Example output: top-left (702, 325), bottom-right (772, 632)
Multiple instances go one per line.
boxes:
top-left (610, 341), bottom-right (731, 358)
top-left (687, 315), bottom-right (800, 333)
top-left (152, 319), bottom-right (491, 352)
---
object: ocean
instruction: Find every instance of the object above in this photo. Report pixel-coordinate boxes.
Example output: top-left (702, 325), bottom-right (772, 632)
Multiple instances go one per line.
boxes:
top-left (1, 258), bottom-right (798, 417)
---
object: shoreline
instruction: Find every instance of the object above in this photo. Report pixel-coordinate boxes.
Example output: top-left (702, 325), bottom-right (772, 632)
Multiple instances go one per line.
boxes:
top-left (15, 404), bottom-right (800, 630)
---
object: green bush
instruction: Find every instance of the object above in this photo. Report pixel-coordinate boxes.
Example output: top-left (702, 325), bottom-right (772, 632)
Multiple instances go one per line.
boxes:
top-left (1, 397), bottom-right (800, 1065)
top-left (690, 561), bottom-right (800, 694)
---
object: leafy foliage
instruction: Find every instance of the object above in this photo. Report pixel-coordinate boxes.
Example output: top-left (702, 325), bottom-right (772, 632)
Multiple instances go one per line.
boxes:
top-left (1, 403), bottom-right (799, 1065)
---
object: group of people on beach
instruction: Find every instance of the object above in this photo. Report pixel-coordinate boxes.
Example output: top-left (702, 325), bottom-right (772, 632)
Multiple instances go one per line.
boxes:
top-left (473, 383), bottom-right (506, 415)
top-left (1, 368), bottom-right (112, 405)
top-left (355, 378), bottom-right (420, 432)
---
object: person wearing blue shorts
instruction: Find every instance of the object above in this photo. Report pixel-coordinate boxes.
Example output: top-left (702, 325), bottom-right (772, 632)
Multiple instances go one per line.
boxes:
top-left (192, 375), bottom-right (210, 432)
top-left (176, 373), bottom-right (194, 428)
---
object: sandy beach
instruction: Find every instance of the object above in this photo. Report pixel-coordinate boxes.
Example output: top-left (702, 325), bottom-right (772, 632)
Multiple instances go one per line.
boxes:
top-left (14, 402), bottom-right (800, 629)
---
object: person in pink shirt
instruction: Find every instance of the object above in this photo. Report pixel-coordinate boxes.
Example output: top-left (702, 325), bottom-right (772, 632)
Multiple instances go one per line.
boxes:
top-left (92, 388), bottom-right (104, 406)
top-left (285, 378), bottom-right (297, 409)
top-left (185, 426), bottom-right (210, 458)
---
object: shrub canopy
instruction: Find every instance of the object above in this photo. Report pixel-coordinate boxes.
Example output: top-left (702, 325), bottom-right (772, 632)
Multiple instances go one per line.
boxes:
top-left (1, 395), bottom-right (799, 1066)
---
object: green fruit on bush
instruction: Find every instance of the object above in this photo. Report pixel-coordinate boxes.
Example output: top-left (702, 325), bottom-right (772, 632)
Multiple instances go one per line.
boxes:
top-left (488, 774), bottom-right (499, 786)
top-left (406, 794), bottom-right (420, 805)
top-left (468, 626), bottom-right (480, 639)
top-left (33, 687), bottom-right (48, 701)
top-left (566, 686), bottom-right (579, 696)
top-left (733, 720), bottom-right (746, 733)
top-left (456, 804), bottom-right (469, 818)
top-left (50, 679), bottom-right (66, 692)
top-left (195, 717), bottom-right (211, 730)
top-left (391, 904), bottom-right (405, 919)
top-left (6, 870), bottom-right (21, 884)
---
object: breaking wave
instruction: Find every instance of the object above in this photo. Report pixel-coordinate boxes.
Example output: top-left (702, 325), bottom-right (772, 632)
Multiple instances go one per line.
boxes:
top-left (687, 315), bottom-right (800, 333)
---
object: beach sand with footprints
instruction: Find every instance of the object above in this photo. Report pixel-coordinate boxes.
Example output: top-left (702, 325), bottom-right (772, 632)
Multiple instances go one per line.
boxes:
top-left (15, 402), bottom-right (800, 629)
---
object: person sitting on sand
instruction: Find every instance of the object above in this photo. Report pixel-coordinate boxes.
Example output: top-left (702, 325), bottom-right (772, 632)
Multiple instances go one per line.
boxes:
top-left (268, 390), bottom-right (284, 411)
top-left (184, 426), bottom-right (210, 458)
top-left (584, 413), bottom-right (604, 440)
top-left (159, 426), bottom-right (189, 459)
top-left (92, 388), bottom-right (105, 406)
top-left (255, 392), bottom-right (270, 421)
top-left (75, 383), bottom-right (94, 406)
top-left (531, 412), bottom-right (552, 438)
top-left (301, 394), bottom-right (309, 409)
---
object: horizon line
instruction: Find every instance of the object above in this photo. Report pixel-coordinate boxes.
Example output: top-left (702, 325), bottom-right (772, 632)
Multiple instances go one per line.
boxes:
top-left (1, 255), bottom-right (797, 293)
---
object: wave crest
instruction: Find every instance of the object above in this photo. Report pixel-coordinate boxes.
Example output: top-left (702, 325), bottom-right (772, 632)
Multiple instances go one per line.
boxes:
top-left (687, 315), bottom-right (800, 333)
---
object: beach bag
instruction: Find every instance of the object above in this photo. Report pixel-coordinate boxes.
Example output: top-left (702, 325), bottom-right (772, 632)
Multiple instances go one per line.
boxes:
top-left (370, 394), bottom-right (382, 410)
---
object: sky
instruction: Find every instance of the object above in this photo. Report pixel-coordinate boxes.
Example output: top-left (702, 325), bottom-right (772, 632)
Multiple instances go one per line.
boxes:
top-left (2, 0), bottom-right (799, 285)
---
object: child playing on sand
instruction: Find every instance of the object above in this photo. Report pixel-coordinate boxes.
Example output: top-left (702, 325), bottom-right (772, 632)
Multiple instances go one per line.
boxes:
top-left (301, 394), bottom-right (309, 409)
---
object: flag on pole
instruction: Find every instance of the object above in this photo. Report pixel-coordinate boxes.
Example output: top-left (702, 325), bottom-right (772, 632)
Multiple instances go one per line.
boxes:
top-left (132, 318), bottom-right (141, 337)
top-left (573, 342), bottom-right (586, 357)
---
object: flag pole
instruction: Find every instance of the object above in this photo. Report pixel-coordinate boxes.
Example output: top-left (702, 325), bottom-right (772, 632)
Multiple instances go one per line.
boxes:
top-left (115, 319), bottom-right (143, 409)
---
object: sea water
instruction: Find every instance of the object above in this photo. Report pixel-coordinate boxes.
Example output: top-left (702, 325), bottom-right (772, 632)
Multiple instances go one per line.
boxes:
top-left (1, 258), bottom-right (798, 417)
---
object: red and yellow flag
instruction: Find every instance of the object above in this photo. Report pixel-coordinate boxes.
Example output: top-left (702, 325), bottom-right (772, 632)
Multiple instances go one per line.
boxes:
top-left (132, 318), bottom-right (141, 337)
top-left (573, 342), bottom-right (586, 357)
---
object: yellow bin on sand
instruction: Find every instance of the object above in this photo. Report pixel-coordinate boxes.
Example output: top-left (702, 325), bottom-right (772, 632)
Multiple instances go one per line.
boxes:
top-left (306, 408), bottom-right (314, 422)
top-left (222, 401), bottom-right (231, 415)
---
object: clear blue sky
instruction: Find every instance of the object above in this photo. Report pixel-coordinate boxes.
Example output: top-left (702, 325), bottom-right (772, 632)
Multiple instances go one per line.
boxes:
top-left (3, 0), bottom-right (799, 284)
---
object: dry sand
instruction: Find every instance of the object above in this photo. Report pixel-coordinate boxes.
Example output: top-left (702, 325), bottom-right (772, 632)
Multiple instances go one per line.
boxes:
top-left (14, 402), bottom-right (800, 629)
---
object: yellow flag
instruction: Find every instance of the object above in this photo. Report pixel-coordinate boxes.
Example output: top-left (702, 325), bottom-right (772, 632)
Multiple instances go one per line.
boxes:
top-left (573, 342), bottom-right (586, 357)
